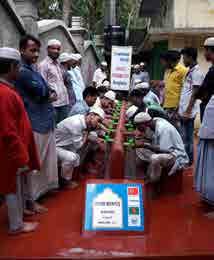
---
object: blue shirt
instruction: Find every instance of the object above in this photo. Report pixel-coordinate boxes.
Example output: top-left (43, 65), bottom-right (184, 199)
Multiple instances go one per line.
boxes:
top-left (68, 69), bottom-right (83, 101)
top-left (15, 61), bottom-right (55, 134)
top-left (69, 100), bottom-right (89, 116)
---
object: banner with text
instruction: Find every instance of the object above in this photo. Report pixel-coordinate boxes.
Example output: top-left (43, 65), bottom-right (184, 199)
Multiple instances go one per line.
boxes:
top-left (110, 46), bottom-right (132, 91)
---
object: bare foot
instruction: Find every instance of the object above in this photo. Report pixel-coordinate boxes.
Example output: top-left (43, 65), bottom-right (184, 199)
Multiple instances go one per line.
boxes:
top-left (204, 212), bottom-right (214, 219)
top-left (33, 202), bottom-right (48, 214)
top-left (65, 181), bottom-right (79, 189)
top-left (24, 209), bottom-right (35, 216)
top-left (9, 221), bottom-right (38, 235)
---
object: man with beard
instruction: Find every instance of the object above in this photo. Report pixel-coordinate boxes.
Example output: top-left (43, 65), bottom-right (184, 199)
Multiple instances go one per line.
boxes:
top-left (39, 39), bottom-right (69, 123)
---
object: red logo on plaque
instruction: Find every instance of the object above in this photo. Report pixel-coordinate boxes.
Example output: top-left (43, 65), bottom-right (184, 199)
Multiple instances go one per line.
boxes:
top-left (128, 187), bottom-right (139, 196)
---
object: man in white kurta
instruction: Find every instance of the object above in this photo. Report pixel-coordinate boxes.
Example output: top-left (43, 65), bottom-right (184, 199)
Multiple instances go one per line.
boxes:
top-left (92, 61), bottom-right (108, 88)
top-left (56, 107), bottom-right (105, 181)
top-left (73, 54), bottom-right (86, 92)
top-left (134, 112), bottom-right (189, 183)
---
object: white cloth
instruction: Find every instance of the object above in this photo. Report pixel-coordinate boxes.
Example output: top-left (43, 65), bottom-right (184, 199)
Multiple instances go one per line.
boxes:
top-left (0, 47), bottom-right (20, 61)
top-left (56, 114), bottom-right (86, 150)
top-left (134, 112), bottom-right (151, 124)
top-left (153, 117), bottom-right (189, 175)
top-left (179, 64), bottom-right (204, 118)
top-left (47, 39), bottom-right (61, 47)
top-left (68, 68), bottom-right (83, 101)
top-left (74, 66), bottom-right (86, 91)
top-left (93, 68), bottom-right (107, 87)
top-left (93, 97), bottom-right (101, 108)
top-left (27, 131), bottom-right (58, 201)
top-left (144, 90), bottom-right (160, 105)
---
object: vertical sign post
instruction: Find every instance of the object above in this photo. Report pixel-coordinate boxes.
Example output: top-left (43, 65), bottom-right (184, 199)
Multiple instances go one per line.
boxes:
top-left (110, 46), bottom-right (132, 91)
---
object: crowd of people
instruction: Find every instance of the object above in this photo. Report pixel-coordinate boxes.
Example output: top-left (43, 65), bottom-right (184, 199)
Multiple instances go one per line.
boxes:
top-left (1, 33), bottom-right (214, 235)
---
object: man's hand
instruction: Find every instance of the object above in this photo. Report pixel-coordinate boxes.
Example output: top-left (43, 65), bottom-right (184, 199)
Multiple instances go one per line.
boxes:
top-left (182, 108), bottom-right (192, 119)
top-left (49, 92), bottom-right (58, 102)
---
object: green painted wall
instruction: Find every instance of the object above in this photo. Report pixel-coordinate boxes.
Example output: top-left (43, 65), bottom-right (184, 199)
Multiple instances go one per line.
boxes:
top-left (149, 40), bottom-right (168, 80)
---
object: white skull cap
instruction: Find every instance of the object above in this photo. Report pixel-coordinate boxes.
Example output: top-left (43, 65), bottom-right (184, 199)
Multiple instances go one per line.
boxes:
top-left (204, 37), bottom-right (214, 47)
top-left (59, 52), bottom-right (71, 63)
top-left (75, 53), bottom-right (82, 60)
top-left (102, 81), bottom-right (110, 88)
top-left (135, 82), bottom-right (150, 90)
top-left (70, 53), bottom-right (79, 61)
top-left (0, 47), bottom-right (21, 61)
top-left (134, 112), bottom-right (152, 124)
top-left (47, 39), bottom-right (61, 47)
top-left (126, 105), bottom-right (138, 119)
top-left (89, 106), bottom-right (105, 120)
top-left (101, 61), bottom-right (107, 66)
top-left (104, 90), bottom-right (116, 102)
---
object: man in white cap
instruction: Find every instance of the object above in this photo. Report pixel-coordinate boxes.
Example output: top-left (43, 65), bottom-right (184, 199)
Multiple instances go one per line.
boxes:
top-left (140, 62), bottom-right (150, 82)
top-left (92, 61), bottom-right (108, 88)
top-left (134, 112), bottom-right (188, 187)
top-left (73, 53), bottom-right (86, 92)
top-left (0, 47), bottom-right (40, 234)
top-left (55, 107), bottom-right (105, 185)
top-left (135, 82), bottom-right (160, 105)
top-left (126, 105), bottom-right (138, 121)
top-left (94, 90), bottom-right (116, 114)
top-left (131, 64), bottom-right (149, 90)
top-left (39, 39), bottom-right (70, 123)
top-left (59, 52), bottom-right (76, 109)
top-left (68, 53), bottom-right (84, 102)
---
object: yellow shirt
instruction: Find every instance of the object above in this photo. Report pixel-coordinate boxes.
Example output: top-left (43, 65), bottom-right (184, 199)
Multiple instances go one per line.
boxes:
top-left (164, 64), bottom-right (188, 109)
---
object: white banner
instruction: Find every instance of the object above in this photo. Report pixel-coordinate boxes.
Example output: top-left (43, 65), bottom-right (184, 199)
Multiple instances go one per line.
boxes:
top-left (110, 46), bottom-right (132, 91)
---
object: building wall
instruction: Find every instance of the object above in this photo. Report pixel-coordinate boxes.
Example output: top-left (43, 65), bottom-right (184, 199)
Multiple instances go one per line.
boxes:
top-left (174, 0), bottom-right (214, 28)
top-left (168, 35), bottom-right (210, 74)
top-left (39, 27), bottom-right (76, 61)
top-left (82, 48), bottom-right (98, 85)
top-left (0, 3), bottom-right (22, 48)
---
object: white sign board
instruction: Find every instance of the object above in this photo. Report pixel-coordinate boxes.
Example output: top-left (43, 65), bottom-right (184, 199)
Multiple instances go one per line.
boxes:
top-left (110, 46), bottom-right (132, 91)
top-left (92, 188), bottom-right (123, 229)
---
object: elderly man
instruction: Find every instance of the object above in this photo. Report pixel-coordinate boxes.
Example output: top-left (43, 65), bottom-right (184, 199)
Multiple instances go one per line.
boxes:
top-left (134, 112), bottom-right (189, 184)
top-left (68, 54), bottom-right (84, 102)
top-left (39, 39), bottom-right (69, 123)
top-left (15, 35), bottom-right (58, 213)
top-left (74, 53), bottom-right (86, 92)
top-left (139, 62), bottom-right (150, 82)
top-left (56, 107), bottom-right (105, 184)
top-left (94, 90), bottom-right (116, 113)
top-left (69, 87), bottom-right (98, 116)
top-left (92, 61), bottom-right (108, 88)
top-left (0, 47), bottom-right (40, 234)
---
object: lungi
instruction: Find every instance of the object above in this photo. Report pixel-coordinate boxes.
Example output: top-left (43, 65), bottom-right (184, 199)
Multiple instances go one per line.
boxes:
top-left (26, 131), bottom-right (58, 201)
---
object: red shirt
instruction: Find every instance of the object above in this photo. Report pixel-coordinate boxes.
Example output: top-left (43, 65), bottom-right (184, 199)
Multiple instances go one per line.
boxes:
top-left (0, 81), bottom-right (40, 194)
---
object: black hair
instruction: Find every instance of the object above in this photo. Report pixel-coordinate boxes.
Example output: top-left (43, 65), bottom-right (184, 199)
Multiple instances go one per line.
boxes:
top-left (160, 50), bottom-right (181, 63)
top-left (97, 86), bottom-right (108, 96)
top-left (19, 34), bottom-right (41, 50)
top-left (129, 89), bottom-right (145, 98)
top-left (181, 47), bottom-right (198, 61)
top-left (0, 58), bottom-right (19, 74)
top-left (205, 46), bottom-right (214, 53)
top-left (83, 87), bottom-right (98, 99)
